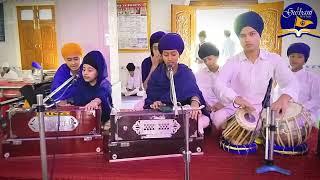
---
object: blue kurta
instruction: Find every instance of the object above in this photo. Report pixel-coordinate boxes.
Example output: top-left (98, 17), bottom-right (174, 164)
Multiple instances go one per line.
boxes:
top-left (51, 64), bottom-right (77, 100)
top-left (144, 63), bottom-right (209, 117)
top-left (69, 51), bottom-right (112, 122)
top-left (141, 56), bottom-right (152, 83)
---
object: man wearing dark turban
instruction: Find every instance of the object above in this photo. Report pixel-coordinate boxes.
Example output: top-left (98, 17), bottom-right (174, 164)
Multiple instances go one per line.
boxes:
top-left (141, 31), bottom-right (166, 89)
top-left (287, 42), bottom-right (320, 124)
top-left (144, 33), bottom-right (210, 134)
top-left (212, 11), bottom-right (298, 130)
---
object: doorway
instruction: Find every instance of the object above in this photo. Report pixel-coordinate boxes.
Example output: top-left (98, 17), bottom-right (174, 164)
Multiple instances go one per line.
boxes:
top-left (17, 5), bottom-right (58, 70)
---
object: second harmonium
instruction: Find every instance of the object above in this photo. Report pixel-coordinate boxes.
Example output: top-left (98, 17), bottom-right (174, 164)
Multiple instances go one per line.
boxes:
top-left (108, 109), bottom-right (204, 162)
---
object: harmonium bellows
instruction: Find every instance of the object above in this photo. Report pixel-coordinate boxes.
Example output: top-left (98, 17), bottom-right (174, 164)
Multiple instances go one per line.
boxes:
top-left (108, 109), bottom-right (204, 162)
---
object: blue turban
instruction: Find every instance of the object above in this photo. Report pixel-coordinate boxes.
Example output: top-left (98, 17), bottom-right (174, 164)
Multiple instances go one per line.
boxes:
top-left (150, 31), bottom-right (166, 56)
top-left (234, 11), bottom-right (264, 37)
top-left (158, 33), bottom-right (184, 55)
top-left (198, 42), bottom-right (219, 59)
top-left (287, 42), bottom-right (310, 62)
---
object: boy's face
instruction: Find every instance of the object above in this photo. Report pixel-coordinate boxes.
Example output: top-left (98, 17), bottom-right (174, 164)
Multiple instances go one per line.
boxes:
top-left (65, 55), bottom-right (81, 72)
top-left (82, 64), bottom-right (98, 83)
top-left (199, 36), bottom-right (206, 43)
top-left (203, 55), bottom-right (218, 69)
top-left (162, 50), bottom-right (180, 68)
top-left (289, 53), bottom-right (305, 72)
top-left (239, 26), bottom-right (261, 52)
top-left (129, 71), bottom-right (134, 77)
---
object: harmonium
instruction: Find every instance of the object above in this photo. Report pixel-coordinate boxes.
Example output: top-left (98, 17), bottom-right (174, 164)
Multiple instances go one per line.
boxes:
top-left (1, 106), bottom-right (103, 158)
top-left (108, 109), bottom-right (204, 162)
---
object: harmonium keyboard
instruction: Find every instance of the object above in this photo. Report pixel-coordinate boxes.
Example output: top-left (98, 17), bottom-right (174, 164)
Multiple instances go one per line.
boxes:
top-left (108, 109), bottom-right (204, 162)
top-left (1, 106), bottom-right (103, 158)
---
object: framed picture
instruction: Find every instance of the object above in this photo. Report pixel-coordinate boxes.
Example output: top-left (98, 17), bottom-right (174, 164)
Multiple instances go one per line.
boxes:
top-left (117, 0), bottom-right (150, 52)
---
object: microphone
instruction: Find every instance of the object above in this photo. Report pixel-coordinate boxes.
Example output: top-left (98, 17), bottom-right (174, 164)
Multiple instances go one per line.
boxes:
top-left (262, 78), bottom-right (273, 108)
top-left (71, 74), bottom-right (79, 84)
top-left (167, 64), bottom-right (178, 116)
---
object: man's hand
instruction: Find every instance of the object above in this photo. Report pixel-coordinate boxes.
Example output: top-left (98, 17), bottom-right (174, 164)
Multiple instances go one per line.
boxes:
top-left (57, 100), bottom-right (71, 106)
top-left (85, 98), bottom-right (101, 111)
top-left (234, 96), bottom-right (256, 112)
top-left (271, 94), bottom-right (291, 117)
top-left (190, 98), bottom-right (202, 120)
top-left (151, 54), bottom-right (161, 68)
top-left (150, 101), bottom-right (165, 110)
top-left (211, 102), bottom-right (224, 112)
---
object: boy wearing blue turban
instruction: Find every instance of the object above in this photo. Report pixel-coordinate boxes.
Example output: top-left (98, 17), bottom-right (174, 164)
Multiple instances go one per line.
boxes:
top-left (212, 11), bottom-right (298, 130)
top-left (144, 33), bottom-right (210, 134)
top-left (287, 42), bottom-right (320, 125)
top-left (141, 31), bottom-right (166, 89)
top-left (60, 51), bottom-right (113, 123)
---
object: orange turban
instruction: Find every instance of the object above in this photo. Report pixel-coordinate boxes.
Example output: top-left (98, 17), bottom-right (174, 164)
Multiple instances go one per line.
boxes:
top-left (61, 43), bottom-right (83, 59)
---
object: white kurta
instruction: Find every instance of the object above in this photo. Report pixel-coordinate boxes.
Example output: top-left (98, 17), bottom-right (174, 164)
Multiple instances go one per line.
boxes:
top-left (294, 68), bottom-right (320, 122)
top-left (195, 67), bottom-right (219, 106)
top-left (213, 50), bottom-right (298, 107)
top-left (210, 50), bottom-right (299, 129)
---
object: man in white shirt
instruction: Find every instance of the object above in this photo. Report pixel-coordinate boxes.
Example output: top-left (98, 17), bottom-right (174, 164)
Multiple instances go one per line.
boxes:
top-left (192, 31), bottom-right (207, 72)
top-left (195, 42), bottom-right (225, 124)
top-left (122, 63), bottom-right (144, 97)
top-left (287, 42), bottom-right (320, 126)
top-left (221, 30), bottom-right (236, 59)
top-left (212, 11), bottom-right (298, 129)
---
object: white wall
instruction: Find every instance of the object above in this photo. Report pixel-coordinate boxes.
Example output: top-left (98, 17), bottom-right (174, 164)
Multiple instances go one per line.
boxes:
top-left (281, 0), bottom-right (320, 70)
top-left (56, 0), bottom-right (107, 66)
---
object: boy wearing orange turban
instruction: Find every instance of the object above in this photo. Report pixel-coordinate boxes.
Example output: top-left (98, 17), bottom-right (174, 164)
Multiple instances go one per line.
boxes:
top-left (50, 43), bottom-right (83, 100)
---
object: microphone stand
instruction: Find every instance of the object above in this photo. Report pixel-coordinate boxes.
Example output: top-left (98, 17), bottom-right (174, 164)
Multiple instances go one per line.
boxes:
top-left (43, 75), bottom-right (77, 103)
top-left (36, 74), bottom-right (77, 180)
top-left (256, 79), bottom-right (291, 175)
top-left (169, 66), bottom-right (178, 116)
top-left (36, 94), bottom-right (48, 180)
top-left (168, 65), bottom-right (190, 180)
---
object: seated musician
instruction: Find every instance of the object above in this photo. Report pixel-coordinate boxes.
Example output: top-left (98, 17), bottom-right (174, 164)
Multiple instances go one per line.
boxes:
top-left (51, 43), bottom-right (83, 100)
top-left (143, 33), bottom-right (210, 134)
top-left (141, 31), bottom-right (166, 90)
top-left (287, 42), bottom-right (320, 126)
top-left (60, 51), bottom-right (113, 124)
top-left (212, 11), bottom-right (298, 129)
top-left (195, 43), bottom-right (225, 126)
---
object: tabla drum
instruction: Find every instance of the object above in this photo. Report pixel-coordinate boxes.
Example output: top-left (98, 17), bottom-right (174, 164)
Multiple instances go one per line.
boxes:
top-left (222, 108), bottom-right (261, 145)
top-left (220, 108), bottom-right (261, 154)
top-left (262, 102), bottom-right (313, 155)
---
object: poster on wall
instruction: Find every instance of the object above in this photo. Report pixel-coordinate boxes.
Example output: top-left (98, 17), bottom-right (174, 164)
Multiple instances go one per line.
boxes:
top-left (0, 3), bottom-right (5, 42)
top-left (117, 1), bottom-right (149, 52)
